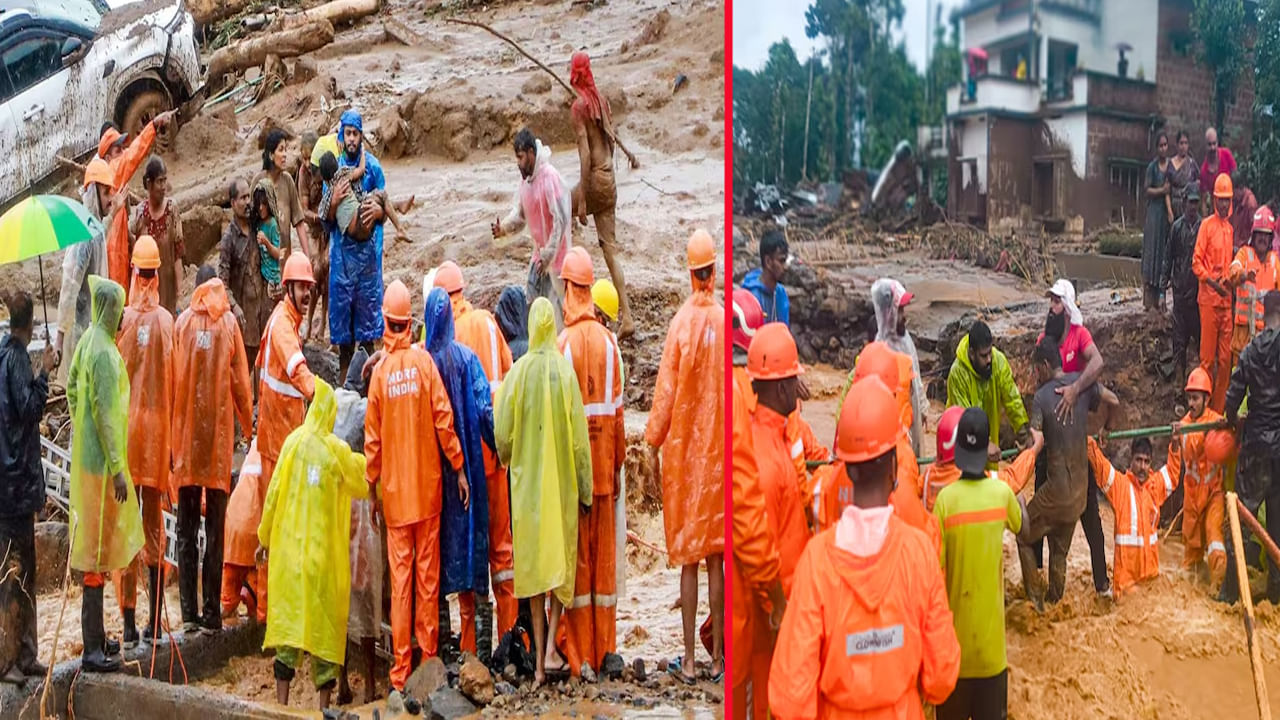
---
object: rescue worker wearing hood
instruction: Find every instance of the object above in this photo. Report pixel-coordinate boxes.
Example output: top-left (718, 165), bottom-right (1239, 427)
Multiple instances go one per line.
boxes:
top-left (365, 281), bottom-right (466, 711)
top-left (422, 286), bottom-right (496, 663)
top-left (327, 109), bottom-right (388, 382)
top-left (433, 262), bottom-right (518, 643)
top-left (849, 278), bottom-right (924, 453)
top-left (258, 379), bottom-right (368, 710)
top-left (496, 286), bottom-right (530, 361)
top-left (68, 276), bottom-right (143, 673)
top-left (55, 159), bottom-right (113, 382)
top-left (1193, 173), bottom-right (1238, 412)
top-left (172, 266), bottom-right (254, 635)
top-left (946, 320), bottom-right (1030, 467)
top-left (645, 230), bottom-right (725, 684)
top-left (495, 297), bottom-right (593, 686)
top-left (556, 248), bottom-right (626, 680)
top-left (114, 237), bottom-right (175, 647)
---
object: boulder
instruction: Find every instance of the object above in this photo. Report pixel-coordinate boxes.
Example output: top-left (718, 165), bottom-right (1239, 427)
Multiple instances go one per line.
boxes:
top-left (457, 654), bottom-right (494, 705)
top-left (405, 655), bottom-right (448, 701)
top-left (34, 521), bottom-right (69, 592)
top-left (429, 687), bottom-right (477, 720)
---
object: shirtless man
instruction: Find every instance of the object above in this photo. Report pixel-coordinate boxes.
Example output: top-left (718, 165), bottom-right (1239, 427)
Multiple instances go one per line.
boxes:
top-left (569, 52), bottom-right (634, 340)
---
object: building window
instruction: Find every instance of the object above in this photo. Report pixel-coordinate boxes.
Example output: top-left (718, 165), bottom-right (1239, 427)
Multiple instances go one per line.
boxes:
top-left (1109, 161), bottom-right (1144, 224)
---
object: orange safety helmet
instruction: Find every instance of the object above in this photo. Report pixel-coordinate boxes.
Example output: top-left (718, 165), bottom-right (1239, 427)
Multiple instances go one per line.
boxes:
top-left (434, 260), bottom-right (466, 293)
top-left (282, 252), bottom-right (314, 284)
top-left (131, 235), bottom-right (161, 270)
top-left (852, 341), bottom-right (901, 392)
top-left (1204, 428), bottom-right (1238, 466)
top-left (935, 406), bottom-right (965, 466)
top-left (560, 246), bottom-right (594, 286)
top-left (732, 287), bottom-right (763, 351)
top-left (1214, 173), bottom-right (1234, 199)
top-left (686, 229), bottom-right (716, 270)
top-left (1185, 367), bottom-right (1213, 394)
top-left (1253, 206), bottom-right (1276, 235)
top-left (383, 279), bottom-right (412, 321)
top-left (834, 376), bottom-right (904, 463)
top-left (83, 157), bottom-right (114, 189)
top-left (746, 322), bottom-right (803, 380)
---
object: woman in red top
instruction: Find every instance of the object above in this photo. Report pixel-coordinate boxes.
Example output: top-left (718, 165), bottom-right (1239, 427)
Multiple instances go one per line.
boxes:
top-left (130, 157), bottom-right (184, 314)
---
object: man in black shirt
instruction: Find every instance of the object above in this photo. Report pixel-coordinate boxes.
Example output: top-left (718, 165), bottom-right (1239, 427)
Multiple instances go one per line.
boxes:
top-left (1164, 182), bottom-right (1203, 388)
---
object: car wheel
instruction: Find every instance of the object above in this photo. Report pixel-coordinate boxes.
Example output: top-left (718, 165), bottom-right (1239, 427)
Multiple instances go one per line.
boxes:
top-left (121, 88), bottom-right (173, 151)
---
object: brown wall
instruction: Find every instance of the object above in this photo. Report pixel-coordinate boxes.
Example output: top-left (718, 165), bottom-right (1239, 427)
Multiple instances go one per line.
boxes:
top-left (1155, 0), bottom-right (1255, 156)
top-left (986, 116), bottom-right (1036, 228)
top-left (1086, 114), bottom-right (1152, 228)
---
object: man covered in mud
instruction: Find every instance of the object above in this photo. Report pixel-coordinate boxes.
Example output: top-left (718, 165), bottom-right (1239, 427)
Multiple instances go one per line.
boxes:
top-left (1017, 337), bottom-right (1117, 608)
top-left (1222, 291), bottom-right (1280, 605)
top-left (219, 178), bottom-right (271, 371)
top-left (569, 51), bottom-right (634, 340)
top-left (492, 128), bottom-right (572, 330)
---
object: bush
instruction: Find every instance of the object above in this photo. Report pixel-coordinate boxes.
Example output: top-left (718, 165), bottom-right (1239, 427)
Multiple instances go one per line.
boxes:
top-left (1097, 232), bottom-right (1143, 258)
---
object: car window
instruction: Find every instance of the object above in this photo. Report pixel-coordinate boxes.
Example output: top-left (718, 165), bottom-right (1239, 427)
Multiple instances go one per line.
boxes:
top-left (1, 36), bottom-right (63, 104)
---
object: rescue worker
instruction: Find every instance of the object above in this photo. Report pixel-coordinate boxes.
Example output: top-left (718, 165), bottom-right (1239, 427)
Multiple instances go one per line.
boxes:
top-left (1228, 206), bottom-right (1280, 369)
top-left (946, 320), bottom-right (1030, 465)
top-left (492, 128), bottom-right (573, 329)
top-left (1085, 434), bottom-right (1180, 599)
top-left (645, 230), bottom-right (725, 684)
top-left (872, 278), bottom-right (924, 452)
top-left (921, 406), bottom-right (1039, 513)
top-left (54, 159), bottom-right (114, 382)
top-left (1164, 182), bottom-right (1203, 386)
top-left (365, 280), bottom-right (467, 711)
top-left (68, 277), bottom-right (143, 673)
top-left (221, 443), bottom-right (264, 623)
top-left (172, 265), bottom-right (254, 633)
top-left (591, 277), bottom-right (631, 619)
top-left (327, 109), bottom-right (388, 382)
top-left (745, 323), bottom-right (812, 598)
top-left (1222, 290), bottom-right (1280, 605)
top-left (433, 261), bottom-right (517, 643)
top-left (934, 407), bottom-right (1025, 720)
top-left (770, 376), bottom-right (960, 718)
top-left (258, 379), bottom-right (368, 710)
top-left (423, 286), bottom-right (495, 663)
top-left (496, 286), bottom-right (530, 361)
top-left (256, 252), bottom-right (318, 625)
top-left (1193, 172), bottom-right (1238, 412)
top-left (1167, 368), bottom-right (1228, 587)
top-left (97, 111), bottom-right (176, 287)
top-left (115, 236), bottom-right (175, 645)
top-left (495, 297), bottom-right (593, 686)
top-left (556, 248), bottom-right (625, 680)
top-left (729, 287), bottom-right (786, 720)
top-left (592, 278), bottom-right (619, 329)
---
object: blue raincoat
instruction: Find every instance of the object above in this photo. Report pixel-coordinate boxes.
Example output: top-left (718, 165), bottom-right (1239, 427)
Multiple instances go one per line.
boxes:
top-left (327, 109), bottom-right (387, 345)
top-left (423, 287), bottom-right (493, 596)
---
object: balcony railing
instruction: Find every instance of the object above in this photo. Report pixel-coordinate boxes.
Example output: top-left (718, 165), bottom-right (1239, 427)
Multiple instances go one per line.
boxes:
top-left (960, 0), bottom-right (1100, 21)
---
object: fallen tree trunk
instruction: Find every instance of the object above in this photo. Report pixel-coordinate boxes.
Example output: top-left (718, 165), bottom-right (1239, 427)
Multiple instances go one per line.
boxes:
top-left (206, 20), bottom-right (336, 86)
top-left (188, 0), bottom-right (253, 25)
top-left (282, 0), bottom-right (380, 29)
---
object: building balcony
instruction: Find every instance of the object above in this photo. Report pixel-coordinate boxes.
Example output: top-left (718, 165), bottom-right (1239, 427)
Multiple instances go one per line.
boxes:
top-left (959, 0), bottom-right (1100, 23)
top-left (947, 74), bottom-right (1042, 117)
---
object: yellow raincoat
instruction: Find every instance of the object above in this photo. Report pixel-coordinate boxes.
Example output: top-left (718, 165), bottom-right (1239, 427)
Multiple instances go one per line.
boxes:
top-left (258, 378), bottom-right (367, 666)
top-left (68, 276), bottom-right (143, 573)
top-left (495, 297), bottom-right (593, 607)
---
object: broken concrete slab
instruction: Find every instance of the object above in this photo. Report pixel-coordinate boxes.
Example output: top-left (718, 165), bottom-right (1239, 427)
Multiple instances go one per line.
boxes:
top-left (428, 687), bottom-right (477, 720)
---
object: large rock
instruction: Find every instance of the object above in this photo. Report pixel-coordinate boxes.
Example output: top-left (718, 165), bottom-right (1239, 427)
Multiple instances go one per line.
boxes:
top-left (429, 687), bottom-right (478, 720)
top-left (405, 655), bottom-right (448, 701)
top-left (34, 521), bottom-right (69, 592)
top-left (457, 654), bottom-right (494, 705)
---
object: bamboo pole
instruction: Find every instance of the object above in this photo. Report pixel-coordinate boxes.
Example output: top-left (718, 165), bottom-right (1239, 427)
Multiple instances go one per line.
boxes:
top-left (1227, 491), bottom-right (1272, 720)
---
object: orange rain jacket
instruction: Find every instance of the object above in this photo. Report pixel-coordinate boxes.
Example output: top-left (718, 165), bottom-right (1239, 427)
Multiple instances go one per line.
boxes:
top-left (811, 450), bottom-right (941, 559)
top-left (752, 404), bottom-right (813, 597)
top-left (734, 366), bottom-right (829, 499)
top-left (920, 449), bottom-right (1037, 513)
top-left (558, 284), bottom-right (625, 497)
top-left (1086, 437), bottom-right (1179, 596)
top-left (256, 296), bottom-right (315, 463)
top-left (365, 323), bottom-right (465, 528)
top-left (224, 446), bottom-right (264, 567)
top-left (1166, 409), bottom-right (1227, 576)
top-left (645, 270), bottom-right (725, 566)
top-left (731, 368), bottom-right (782, 719)
top-left (452, 295), bottom-right (514, 398)
top-left (171, 278), bottom-right (254, 492)
top-left (1229, 245), bottom-right (1280, 332)
top-left (117, 272), bottom-right (174, 492)
top-left (106, 122), bottom-right (158, 288)
top-left (769, 519), bottom-right (961, 720)
top-left (1194, 210), bottom-right (1236, 311)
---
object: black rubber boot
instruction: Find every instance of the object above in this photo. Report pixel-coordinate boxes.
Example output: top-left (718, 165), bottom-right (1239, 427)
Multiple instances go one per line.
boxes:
top-left (476, 598), bottom-right (494, 666)
top-left (1219, 559), bottom-right (1242, 605)
top-left (122, 608), bottom-right (138, 650)
top-left (142, 565), bottom-right (163, 642)
top-left (81, 586), bottom-right (121, 673)
top-left (438, 601), bottom-right (459, 665)
top-left (103, 635), bottom-right (120, 657)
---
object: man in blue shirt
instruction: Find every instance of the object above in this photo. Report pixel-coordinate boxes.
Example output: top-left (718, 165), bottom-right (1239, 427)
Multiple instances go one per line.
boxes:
top-left (742, 229), bottom-right (790, 325)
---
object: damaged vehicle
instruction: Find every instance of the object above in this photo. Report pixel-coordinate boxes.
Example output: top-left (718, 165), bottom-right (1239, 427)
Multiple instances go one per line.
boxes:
top-left (0, 0), bottom-right (202, 209)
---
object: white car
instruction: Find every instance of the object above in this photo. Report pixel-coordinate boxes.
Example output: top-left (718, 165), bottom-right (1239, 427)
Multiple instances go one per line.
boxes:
top-left (0, 0), bottom-right (202, 209)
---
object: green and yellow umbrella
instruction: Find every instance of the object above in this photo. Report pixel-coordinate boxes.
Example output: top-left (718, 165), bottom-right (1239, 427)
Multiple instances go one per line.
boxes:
top-left (0, 194), bottom-right (103, 264)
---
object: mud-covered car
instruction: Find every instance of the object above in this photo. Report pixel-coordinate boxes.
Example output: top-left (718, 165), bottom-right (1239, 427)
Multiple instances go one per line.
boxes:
top-left (0, 0), bottom-right (202, 209)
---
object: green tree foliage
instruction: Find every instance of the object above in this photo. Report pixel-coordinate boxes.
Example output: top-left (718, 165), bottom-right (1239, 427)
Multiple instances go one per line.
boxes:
top-left (1242, 0), bottom-right (1280, 204)
top-left (1191, 0), bottom-right (1249, 133)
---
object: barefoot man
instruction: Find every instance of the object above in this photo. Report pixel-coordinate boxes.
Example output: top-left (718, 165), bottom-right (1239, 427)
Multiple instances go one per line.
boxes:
top-left (569, 52), bottom-right (633, 340)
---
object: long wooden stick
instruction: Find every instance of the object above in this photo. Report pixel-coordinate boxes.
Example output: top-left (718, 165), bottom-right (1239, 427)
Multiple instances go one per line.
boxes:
top-left (443, 17), bottom-right (640, 169)
top-left (1227, 491), bottom-right (1272, 720)
top-left (1236, 497), bottom-right (1280, 570)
